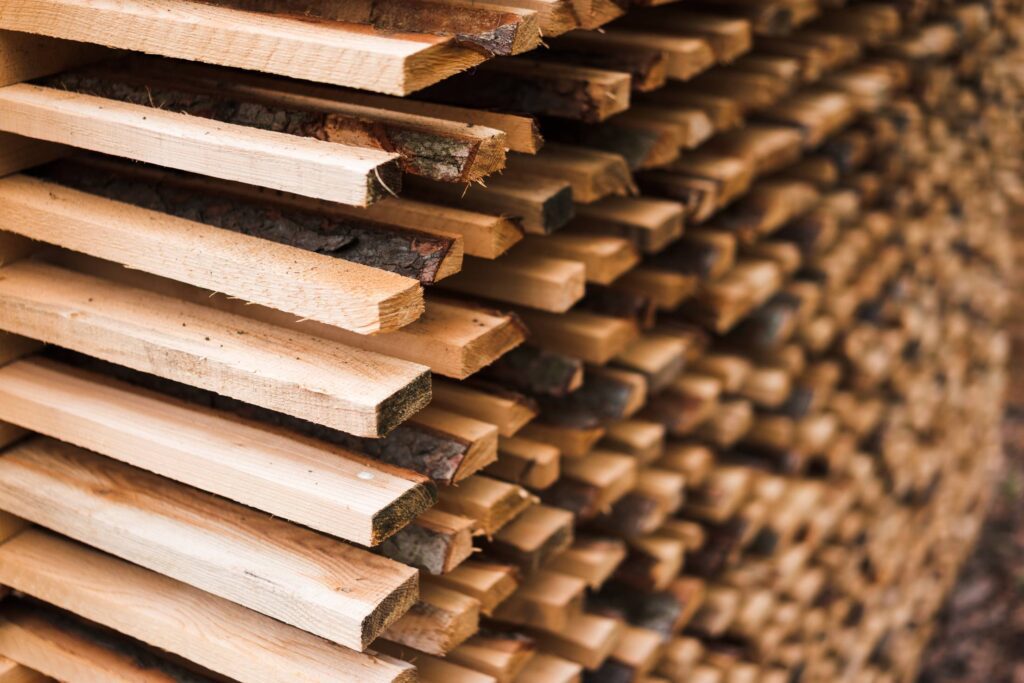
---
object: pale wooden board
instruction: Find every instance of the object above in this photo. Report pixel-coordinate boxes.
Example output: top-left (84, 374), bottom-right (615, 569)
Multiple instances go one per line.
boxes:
top-left (0, 529), bottom-right (416, 682)
top-left (0, 84), bottom-right (401, 206)
top-left (0, 437), bottom-right (419, 651)
top-left (0, 176), bottom-right (423, 334)
top-left (0, 604), bottom-right (207, 683)
top-left (0, 261), bottom-right (430, 437)
top-left (0, 357), bottom-right (435, 546)
top-left (42, 248), bottom-right (523, 379)
top-left (0, 0), bottom-right (484, 95)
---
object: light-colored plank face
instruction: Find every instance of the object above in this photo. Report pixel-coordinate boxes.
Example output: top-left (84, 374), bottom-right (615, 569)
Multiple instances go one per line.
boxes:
top-left (0, 357), bottom-right (435, 546)
top-left (0, 84), bottom-right (403, 206)
top-left (0, 261), bottom-right (430, 437)
top-left (0, 530), bottom-right (416, 683)
top-left (0, 603), bottom-right (219, 683)
top-left (0, 176), bottom-right (425, 334)
top-left (0, 0), bottom-right (485, 95)
top-left (0, 437), bottom-right (419, 650)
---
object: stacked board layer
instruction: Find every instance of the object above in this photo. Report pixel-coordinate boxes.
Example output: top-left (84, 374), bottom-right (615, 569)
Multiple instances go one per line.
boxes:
top-left (0, 0), bottom-right (1018, 681)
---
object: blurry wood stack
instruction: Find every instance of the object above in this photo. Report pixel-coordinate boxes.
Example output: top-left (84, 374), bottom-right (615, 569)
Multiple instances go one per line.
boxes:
top-left (0, 0), bottom-right (1016, 680)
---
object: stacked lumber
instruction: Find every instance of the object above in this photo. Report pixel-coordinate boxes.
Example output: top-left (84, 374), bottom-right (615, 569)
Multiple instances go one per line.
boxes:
top-left (0, 0), bottom-right (1017, 680)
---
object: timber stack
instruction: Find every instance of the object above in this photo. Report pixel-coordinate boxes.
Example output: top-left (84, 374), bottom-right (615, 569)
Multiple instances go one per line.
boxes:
top-left (0, 0), bottom-right (1016, 680)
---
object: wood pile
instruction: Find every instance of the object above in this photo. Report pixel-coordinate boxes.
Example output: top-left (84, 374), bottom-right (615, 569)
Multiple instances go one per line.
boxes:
top-left (0, 0), bottom-right (1017, 680)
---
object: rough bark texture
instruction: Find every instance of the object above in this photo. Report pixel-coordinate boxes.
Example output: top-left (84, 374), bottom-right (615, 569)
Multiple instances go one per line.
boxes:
top-left (46, 350), bottom-right (465, 484)
top-left (541, 479), bottom-right (600, 519)
top-left (42, 69), bottom-right (482, 183)
top-left (579, 286), bottom-right (657, 327)
top-left (651, 238), bottom-right (728, 278)
top-left (592, 493), bottom-right (663, 539)
top-left (535, 373), bottom-right (638, 429)
top-left (378, 523), bottom-right (456, 574)
top-left (214, 0), bottom-right (528, 56)
top-left (482, 520), bottom-right (573, 573)
top-left (635, 171), bottom-right (719, 222)
top-left (591, 579), bottom-right (703, 636)
top-left (38, 158), bottom-right (454, 283)
top-left (422, 69), bottom-right (614, 123)
top-left (482, 346), bottom-right (583, 397)
top-left (543, 119), bottom-right (659, 171)
top-left (540, 46), bottom-right (667, 93)
top-left (720, 292), bottom-right (801, 354)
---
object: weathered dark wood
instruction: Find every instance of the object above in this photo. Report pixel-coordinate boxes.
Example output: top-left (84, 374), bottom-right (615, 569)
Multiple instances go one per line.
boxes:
top-left (482, 346), bottom-right (584, 397)
top-left (44, 64), bottom-right (496, 183)
top-left (534, 368), bottom-right (645, 429)
top-left (543, 36), bottom-right (669, 92)
top-left (45, 349), bottom-right (478, 485)
top-left (36, 157), bottom-right (457, 284)
top-left (419, 58), bottom-right (630, 123)
top-left (578, 287), bottom-right (658, 328)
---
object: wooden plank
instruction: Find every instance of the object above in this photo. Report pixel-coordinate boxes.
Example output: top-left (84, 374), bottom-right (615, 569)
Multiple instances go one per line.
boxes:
top-left (546, 31), bottom-right (669, 92)
top-left (432, 381), bottom-right (537, 437)
top-left (334, 197), bottom-right (525, 259)
top-left (0, 529), bottom-right (417, 682)
top-left (0, 601), bottom-right (220, 683)
top-left (545, 450), bottom-right (638, 519)
top-left (441, 252), bottom-right (586, 312)
top-left (212, 0), bottom-right (542, 57)
top-left (293, 87), bottom-right (542, 154)
top-left (516, 309), bottom-right (639, 365)
top-left (39, 156), bottom-right (461, 284)
top-left (600, 419), bottom-right (667, 462)
top-left (516, 235), bottom-right (639, 285)
top-left (448, 633), bottom-right (536, 683)
top-left (0, 260), bottom-right (430, 437)
top-left (383, 583), bottom-right (480, 655)
top-left (380, 509), bottom-right (475, 575)
top-left (532, 612), bottom-right (623, 670)
top-left (407, 171), bottom-right (574, 235)
top-left (492, 569), bottom-right (586, 630)
top-left (0, 84), bottom-right (401, 206)
top-left (424, 58), bottom-right (630, 122)
top-left (567, 197), bottom-right (684, 254)
top-left (0, 0), bottom-right (486, 95)
top-left (618, 11), bottom-right (752, 63)
top-left (436, 476), bottom-right (533, 535)
top-left (375, 642), bottom-right (498, 683)
top-left (514, 653), bottom-right (582, 683)
top-left (597, 29), bottom-right (715, 80)
top-left (518, 422), bottom-right (604, 458)
top-left (503, 144), bottom-right (637, 203)
top-left (427, 562), bottom-right (519, 616)
top-left (470, 0), bottom-right (580, 36)
top-left (53, 59), bottom-right (509, 183)
top-left (488, 436), bottom-right (561, 490)
top-left (0, 437), bottom-right (419, 650)
top-left (483, 346), bottom-right (583, 397)
top-left (0, 174), bottom-right (425, 333)
top-left (0, 655), bottom-right (46, 683)
top-left (484, 504), bottom-right (575, 573)
top-left (548, 538), bottom-right (627, 589)
top-left (0, 356), bottom-right (435, 546)
top-left (45, 250), bottom-right (524, 378)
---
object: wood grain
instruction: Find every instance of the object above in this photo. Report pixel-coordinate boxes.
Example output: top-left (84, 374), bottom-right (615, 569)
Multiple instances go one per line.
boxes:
top-left (0, 437), bottom-right (419, 650)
